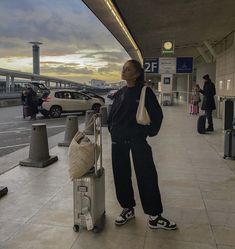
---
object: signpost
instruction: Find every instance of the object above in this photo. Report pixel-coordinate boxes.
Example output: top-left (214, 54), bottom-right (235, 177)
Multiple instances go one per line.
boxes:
top-left (176, 57), bottom-right (193, 73)
top-left (143, 58), bottom-right (159, 73)
top-left (159, 57), bottom-right (176, 74)
top-left (144, 57), bottom-right (193, 74)
top-left (144, 57), bottom-right (193, 107)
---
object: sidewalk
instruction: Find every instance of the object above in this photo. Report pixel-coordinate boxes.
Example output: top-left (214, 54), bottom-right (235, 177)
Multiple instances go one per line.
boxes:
top-left (0, 104), bottom-right (235, 249)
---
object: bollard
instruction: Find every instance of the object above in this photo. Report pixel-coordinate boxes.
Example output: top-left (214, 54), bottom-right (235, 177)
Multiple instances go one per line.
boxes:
top-left (58, 116), bottom-right (78, 147)
top-left (0, 186), bottom-right (8, 198)
top-left (100, 106), bottom-right (108, 127)
top-left (20, 123), bottom-right (58, 168)
top-left (84, 110), bottom-right (94, 135)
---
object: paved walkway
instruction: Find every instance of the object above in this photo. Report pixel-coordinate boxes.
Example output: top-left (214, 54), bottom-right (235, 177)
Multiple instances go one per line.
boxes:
top-left (0, 104), bottom-right (235, 249)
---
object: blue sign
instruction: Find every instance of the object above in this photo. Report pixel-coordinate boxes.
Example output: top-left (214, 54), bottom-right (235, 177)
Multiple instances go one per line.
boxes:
top-left (176, 57), bottom-right (193, 73)
top-left (144, 58), bottom-right (159, 73)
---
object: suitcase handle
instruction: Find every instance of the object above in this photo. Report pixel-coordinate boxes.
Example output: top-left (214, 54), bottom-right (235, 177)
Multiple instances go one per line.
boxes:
top-left (93, 113), bottom-right (103, 177)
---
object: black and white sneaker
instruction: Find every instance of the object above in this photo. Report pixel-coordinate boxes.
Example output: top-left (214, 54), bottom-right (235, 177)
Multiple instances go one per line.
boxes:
top-left (115, 208), bottom-right (135, 225)
top-left (148, 215), bottom-right (177, 230)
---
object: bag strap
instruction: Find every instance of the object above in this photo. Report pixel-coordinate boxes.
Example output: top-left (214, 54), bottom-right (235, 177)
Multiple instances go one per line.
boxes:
top-left (83, 115), bottom-right (95, 133)
top-left (139, 86), bottom-right (147, 108)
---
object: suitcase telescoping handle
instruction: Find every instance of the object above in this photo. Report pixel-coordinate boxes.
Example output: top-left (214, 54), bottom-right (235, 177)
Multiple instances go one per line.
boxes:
top-left (93, 113), bottom-right (103, 177)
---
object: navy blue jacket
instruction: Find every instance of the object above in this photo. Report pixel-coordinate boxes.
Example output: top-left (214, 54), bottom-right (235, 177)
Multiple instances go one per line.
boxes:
top-left (199, 80), bottom-right (216, 110)
top-left (107, 84), bottom-right (163, 139)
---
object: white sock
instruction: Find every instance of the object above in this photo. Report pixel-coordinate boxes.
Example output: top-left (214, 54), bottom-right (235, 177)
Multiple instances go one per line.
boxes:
top-left (150, 214), bottom-right (159, 220)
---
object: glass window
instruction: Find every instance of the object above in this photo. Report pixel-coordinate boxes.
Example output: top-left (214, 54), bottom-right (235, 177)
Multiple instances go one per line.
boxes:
top-left (71, 92), bottom-right (87, 100)
top-left (55, 91), bottom-right (72, 99)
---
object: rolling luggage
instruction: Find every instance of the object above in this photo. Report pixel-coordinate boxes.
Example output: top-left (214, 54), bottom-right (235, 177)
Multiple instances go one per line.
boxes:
top-left (73, 113), bottom-right (105, 233)
top-left (23, 105), bottom-right (31, 119)
top-left (224, 99), bottom-right (234, 130)
top-left (224, 129), bottom-right (235, 159)
top-left (197, 115), bottom-right (206, 134)
top-left (189, 104), bottom-right (199, 115)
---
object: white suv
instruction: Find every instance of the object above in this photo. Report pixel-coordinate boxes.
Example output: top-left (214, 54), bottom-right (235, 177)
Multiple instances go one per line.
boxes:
top-left (40, 89), bottom-right (104, 118)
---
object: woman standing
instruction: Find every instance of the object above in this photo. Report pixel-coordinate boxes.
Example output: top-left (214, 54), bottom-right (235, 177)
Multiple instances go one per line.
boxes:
top-left (107, 60), bottom-right (177, 230)
top-left (196, 74), bottom-right (216, 131)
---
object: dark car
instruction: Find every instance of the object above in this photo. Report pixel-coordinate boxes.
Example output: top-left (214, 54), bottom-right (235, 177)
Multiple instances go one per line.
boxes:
top-left (29, 82), bottom-right (50, 98)
top-left (79, 90), bottom-right (105, 103)
top-left (107, 90), bottom-right (118, 100)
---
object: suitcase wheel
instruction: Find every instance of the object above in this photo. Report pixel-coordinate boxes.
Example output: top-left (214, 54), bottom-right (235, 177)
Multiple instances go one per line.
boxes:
top-left (223, 155), bottom-right (227, 159)
top-left (73, 225), bottom-right (79, 232)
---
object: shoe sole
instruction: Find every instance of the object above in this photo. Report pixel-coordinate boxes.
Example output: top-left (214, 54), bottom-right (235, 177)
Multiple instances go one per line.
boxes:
top-left (115, 215), bottom-right (135, 226)
top-left (148, 223), bottom-right (177, 230)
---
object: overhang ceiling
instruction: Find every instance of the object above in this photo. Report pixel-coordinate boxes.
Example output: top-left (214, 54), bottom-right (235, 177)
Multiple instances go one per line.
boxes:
top-left (82, 0), bottom-right (235, 60)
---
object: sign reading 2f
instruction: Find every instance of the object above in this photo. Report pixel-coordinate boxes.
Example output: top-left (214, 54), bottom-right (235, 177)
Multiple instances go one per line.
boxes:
top-left (144, 58), bottom-right (159, 73)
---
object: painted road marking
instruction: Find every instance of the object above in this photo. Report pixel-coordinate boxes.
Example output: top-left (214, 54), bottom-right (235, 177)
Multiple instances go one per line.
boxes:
top-left (0, 143), bottom-right (29, 150)
top-left (0, 125), bottom-right (65, 134)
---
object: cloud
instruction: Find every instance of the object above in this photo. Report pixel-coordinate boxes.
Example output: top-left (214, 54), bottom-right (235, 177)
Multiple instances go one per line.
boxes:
top-left (81, 51), bottom-right (128, 63)
top-left (98, 63), bottom-right (122, 74)
top-left (0, 0), bottom-right (125, 56)
top-left (0, 0), bottom-right (129, 82)
top-left (41, 61), bottom-right (80, 66)
top-left (41, 65), bottom-right (94, 75)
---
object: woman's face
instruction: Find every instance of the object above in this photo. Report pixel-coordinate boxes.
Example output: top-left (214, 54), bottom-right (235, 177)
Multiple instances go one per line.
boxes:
top-left (121, 62), bottom-right (139, 82)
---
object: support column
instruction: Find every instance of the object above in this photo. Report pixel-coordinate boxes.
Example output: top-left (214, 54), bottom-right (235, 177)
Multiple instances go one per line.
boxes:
top-left (197, 47), bottom-right (211, 64)
top-left (161, 74), bottom-right (173, 106)
top-left (204, 40), bottom-right (217, 61)
top-left (29, 42), bottom-right (42, 75)
top-left (6, 75), bottom-right (10, 93)
top-left (11, 76), bottom-right (15, 92)
top-left (45, 81), bottom-right (50, 88)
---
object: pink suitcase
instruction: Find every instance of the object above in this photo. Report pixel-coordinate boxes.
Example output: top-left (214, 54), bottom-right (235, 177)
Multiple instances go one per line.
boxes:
top-left (189, 104), bottom-right (199, 115)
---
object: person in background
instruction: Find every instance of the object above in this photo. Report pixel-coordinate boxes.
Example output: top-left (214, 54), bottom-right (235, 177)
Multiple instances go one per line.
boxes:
top-left (196, 74), bottom-right (216, 131)
top-left (107, 59), bottom-right (177, 230)
top-left (190, 85), bottom-right (201, 115)
top-left (27, 87), bottom-right (38, 120)
top-left (21, 90), bottom-right (28, 105)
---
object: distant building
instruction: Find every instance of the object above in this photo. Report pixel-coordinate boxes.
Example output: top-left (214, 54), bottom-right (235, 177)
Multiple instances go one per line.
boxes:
top-left (89, 79), bottom-right (106, 89)
top-left (108, 81), bottom-right (126, 88)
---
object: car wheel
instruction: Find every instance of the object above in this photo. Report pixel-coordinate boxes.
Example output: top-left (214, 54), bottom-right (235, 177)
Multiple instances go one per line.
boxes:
top-left (92, 103), bottom-right (101, 113)
top-left (50, 106), bottom-right (62, 118)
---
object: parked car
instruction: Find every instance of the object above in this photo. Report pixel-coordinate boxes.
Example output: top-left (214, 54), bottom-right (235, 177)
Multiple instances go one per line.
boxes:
top-left (39, 89), bottom-right (104, 118)
top-left (107, 89), bottom-right (118, 100)
top-left (79, 90), bottom-right (105, 103)
top-left (29, 82), bottom-right (50, 98)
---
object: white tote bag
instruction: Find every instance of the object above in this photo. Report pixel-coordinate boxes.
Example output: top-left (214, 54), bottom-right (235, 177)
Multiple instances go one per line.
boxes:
top-left (136, 86), bottom-right (151, 125)
top-left (68, 131), bottom-right (95, 180)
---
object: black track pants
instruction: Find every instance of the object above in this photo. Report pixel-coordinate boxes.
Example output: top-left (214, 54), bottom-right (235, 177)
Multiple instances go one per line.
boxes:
top-left (205, 109), bottom-right (213, 127)
top-left (111, 137), bottom-right (163, 216)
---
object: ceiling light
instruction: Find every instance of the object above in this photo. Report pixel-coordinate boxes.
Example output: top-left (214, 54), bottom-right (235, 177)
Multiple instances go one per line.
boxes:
top-left (104, 0), bottom-right (142, 63)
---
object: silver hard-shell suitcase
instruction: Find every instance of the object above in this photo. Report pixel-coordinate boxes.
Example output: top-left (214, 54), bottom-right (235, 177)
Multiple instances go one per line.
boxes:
top-left (73, 113), bottom-right (105, 232)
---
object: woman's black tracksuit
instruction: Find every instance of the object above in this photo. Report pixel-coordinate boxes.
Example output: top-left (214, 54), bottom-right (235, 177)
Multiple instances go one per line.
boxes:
top-left (107, 84), bottom-right (163, 216)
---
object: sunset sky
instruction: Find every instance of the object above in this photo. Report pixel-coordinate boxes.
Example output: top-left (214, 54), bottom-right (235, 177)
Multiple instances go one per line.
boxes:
top-left (0, 0), bottom-right (130, 83)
